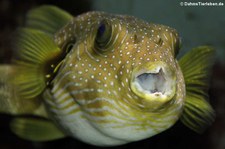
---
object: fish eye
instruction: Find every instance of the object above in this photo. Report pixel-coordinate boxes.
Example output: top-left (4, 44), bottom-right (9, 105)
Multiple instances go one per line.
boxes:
top-left (95, 20), bottom-right (112, 51)
top-left (174, 37), bottom-right (182, 57)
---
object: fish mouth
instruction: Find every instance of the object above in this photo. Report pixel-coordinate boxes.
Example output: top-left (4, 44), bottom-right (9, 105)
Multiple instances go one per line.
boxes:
top-left (130, 62), bottom-right (176, 109)
top-left (136, 68), bottom-right (166, 95)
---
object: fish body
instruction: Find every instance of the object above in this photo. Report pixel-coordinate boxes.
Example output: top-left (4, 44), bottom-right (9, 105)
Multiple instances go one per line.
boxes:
top-left (0, 6), bottom-right (215, 146)
top-left (44, 12), bottom-right (185, 145)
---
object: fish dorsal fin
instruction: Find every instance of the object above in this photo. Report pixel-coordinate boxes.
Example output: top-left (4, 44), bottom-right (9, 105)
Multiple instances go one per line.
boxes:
top-left (178, 46), bottom-right (216, 133)
top-left (10, 117), bottom-right (65, 141)
top-left (26, 5), bottom-right (73, 35)
top-left (14, 28), bottom-right (63, 99)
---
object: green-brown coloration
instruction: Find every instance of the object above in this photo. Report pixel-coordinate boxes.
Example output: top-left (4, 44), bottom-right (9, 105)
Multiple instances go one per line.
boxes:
top-left (0, 5), bottom-right (215, 146)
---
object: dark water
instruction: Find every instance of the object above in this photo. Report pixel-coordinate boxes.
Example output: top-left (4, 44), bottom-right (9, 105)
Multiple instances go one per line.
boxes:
top-left (0, 0), bottom-right (224, 149)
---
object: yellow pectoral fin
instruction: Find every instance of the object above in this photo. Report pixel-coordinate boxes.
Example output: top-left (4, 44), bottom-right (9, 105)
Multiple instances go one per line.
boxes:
top-left (178, 46), bottom-right (216, 133)
top-left (10, 117), bottom-right (66, 142)
top-left (13, 28), bottom-right (62, 99)
top-left (180, 93), bottom-right (215, 133)
top-left (178, 46), bottom-right (215, 98)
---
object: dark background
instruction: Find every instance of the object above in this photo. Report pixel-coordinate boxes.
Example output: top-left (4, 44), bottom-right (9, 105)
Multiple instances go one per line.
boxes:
top-left (0, 0), bottom-right (225, 149)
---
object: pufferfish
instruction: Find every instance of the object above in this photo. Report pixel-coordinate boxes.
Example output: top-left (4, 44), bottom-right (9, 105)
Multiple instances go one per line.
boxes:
top-left (0, 5), bottom-right (215, 146)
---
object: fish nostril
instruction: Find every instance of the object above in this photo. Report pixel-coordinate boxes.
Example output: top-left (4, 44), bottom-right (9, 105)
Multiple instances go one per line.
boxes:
top-left (133, 34), bottom-right (140, 44)
top-left (154, 37), bottom-right (163, 46)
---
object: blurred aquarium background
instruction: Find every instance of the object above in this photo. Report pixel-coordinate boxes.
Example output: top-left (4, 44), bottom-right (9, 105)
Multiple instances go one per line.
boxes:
top-left (0, 0), bottom-right (225, 149)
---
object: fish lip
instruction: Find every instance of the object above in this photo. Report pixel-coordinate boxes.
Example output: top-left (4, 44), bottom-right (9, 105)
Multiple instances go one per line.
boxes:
top-left (130, 61), bottom-right (177, 109)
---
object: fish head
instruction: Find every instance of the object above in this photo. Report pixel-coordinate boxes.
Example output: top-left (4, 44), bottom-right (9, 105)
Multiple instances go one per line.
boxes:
top-left (49, 12), bottom-right (186, 144)
top-left (53, 12), bottom-right (184, 112)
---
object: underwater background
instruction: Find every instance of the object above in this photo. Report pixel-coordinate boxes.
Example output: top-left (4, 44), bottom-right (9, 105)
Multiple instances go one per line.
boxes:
top-left (0, 0), bottom-right (224, 149)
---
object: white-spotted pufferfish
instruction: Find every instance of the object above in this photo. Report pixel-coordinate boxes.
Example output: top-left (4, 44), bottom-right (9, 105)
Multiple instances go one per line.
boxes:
top-left (0, 5), bottom-right (215, 146)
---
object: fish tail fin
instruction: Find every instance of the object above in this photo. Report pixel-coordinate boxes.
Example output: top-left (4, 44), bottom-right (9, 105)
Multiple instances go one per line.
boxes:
top-left (0, 65), bottom-right (64, 141)
top-left (0, 5), bottom-right (72, 141)
top-left (178, 46), bottom-right (216, 133)
top-left (0, 65), bottom-right (17, 114)
top-left (10, 117), bottom-right (65, 141)
top-left (0, 65), bottom-right (45, 116)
